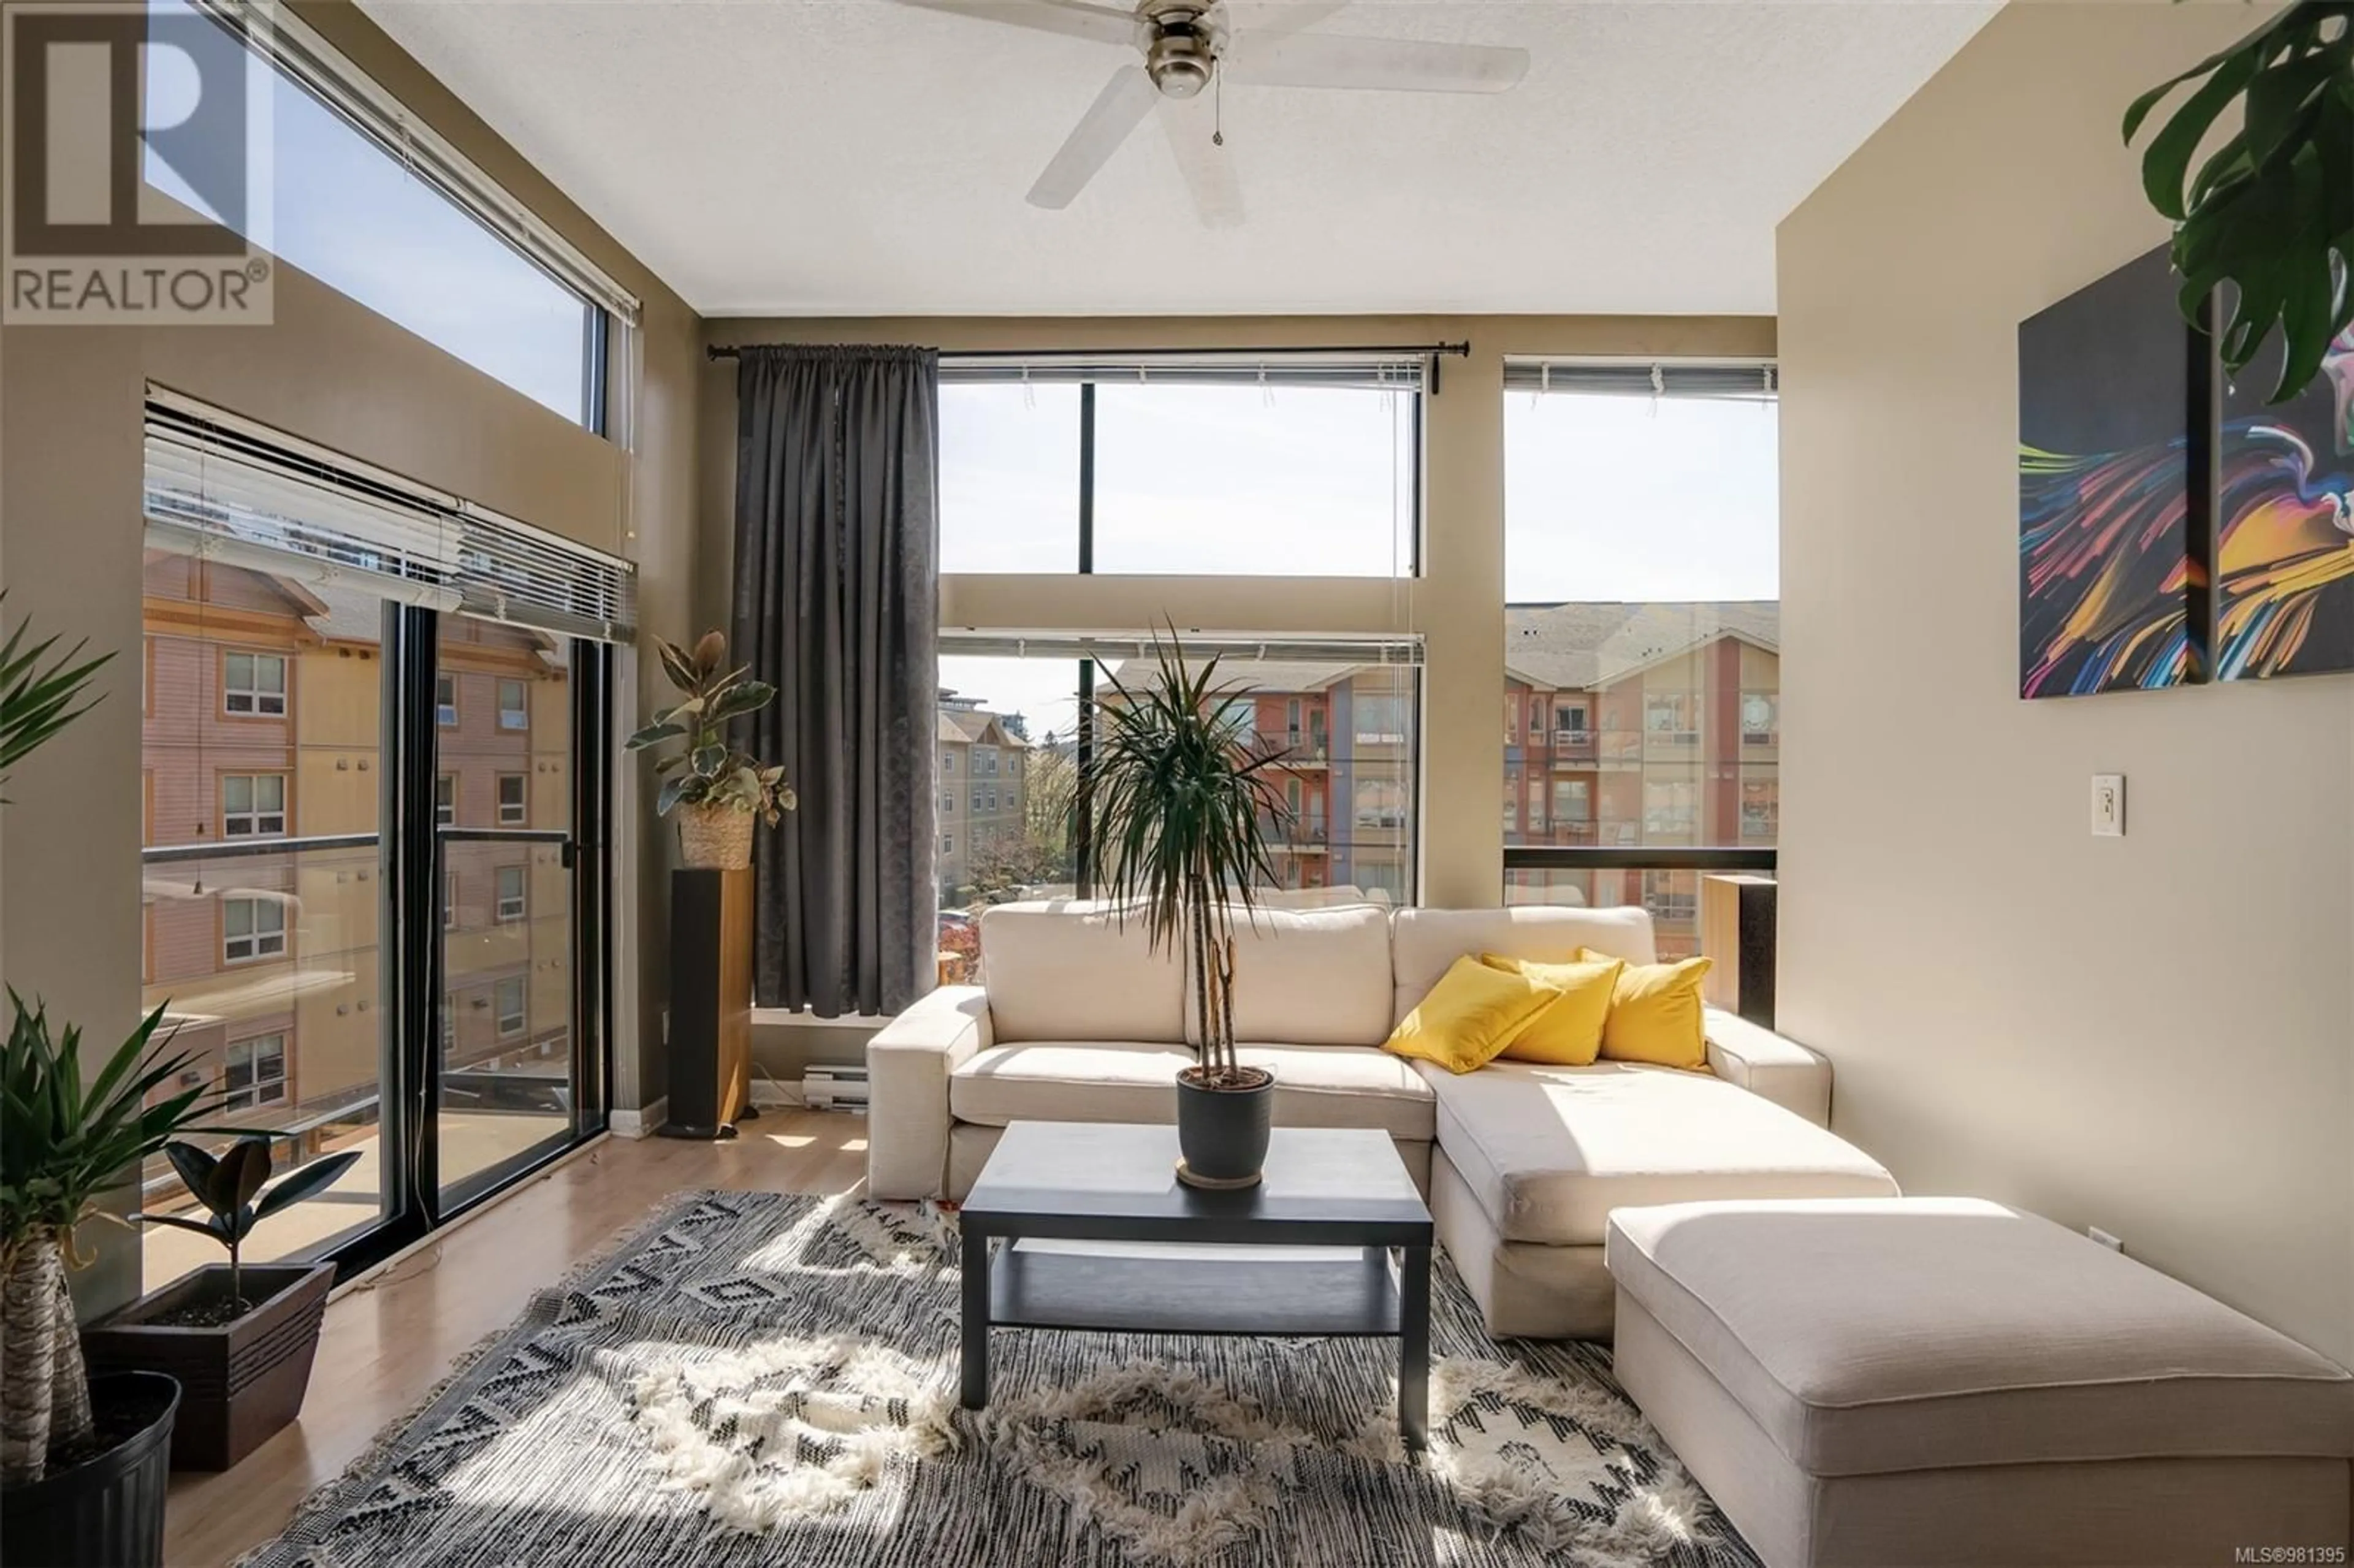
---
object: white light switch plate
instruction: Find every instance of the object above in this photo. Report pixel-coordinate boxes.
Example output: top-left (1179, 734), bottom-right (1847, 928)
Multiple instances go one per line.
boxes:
top-left (2090, 774), bottom-right (2125, 837)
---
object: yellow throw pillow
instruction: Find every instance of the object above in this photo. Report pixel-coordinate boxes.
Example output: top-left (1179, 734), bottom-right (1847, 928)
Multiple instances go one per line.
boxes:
top-left (1479, 954), bottom-right (1623, 1065)
top-left (1579, 949), bottom-right (1714, 1070)
top-left (1384, 956), bottom-right (1565, 1075)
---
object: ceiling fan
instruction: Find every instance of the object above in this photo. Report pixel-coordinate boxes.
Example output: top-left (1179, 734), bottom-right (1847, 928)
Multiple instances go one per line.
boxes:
top-left (890, 0), bottom-right (1529, 226)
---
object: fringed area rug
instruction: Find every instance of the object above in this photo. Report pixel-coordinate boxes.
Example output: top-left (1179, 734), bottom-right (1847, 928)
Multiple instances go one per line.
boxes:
top-left (242, 1190), bottom-right (1759, 1568)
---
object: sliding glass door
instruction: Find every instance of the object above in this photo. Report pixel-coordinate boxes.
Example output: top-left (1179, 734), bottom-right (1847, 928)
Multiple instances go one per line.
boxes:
top-left (140, 396), bottom-right (625, 1287)
top-left (433, 627), bottom-right (584, 1206)
top-left (137, 567), bottom-right (400, 1290)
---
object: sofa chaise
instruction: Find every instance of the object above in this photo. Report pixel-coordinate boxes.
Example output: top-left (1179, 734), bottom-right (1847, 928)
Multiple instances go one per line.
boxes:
top-left (866, 899), bottom-right (1898, 1338)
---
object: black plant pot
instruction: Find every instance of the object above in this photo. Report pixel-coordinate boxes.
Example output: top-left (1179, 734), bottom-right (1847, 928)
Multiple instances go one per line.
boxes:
top-left (0, 1371), bottom-right (179, 1568)
top-left (1174, 1066), bottom-right (1275, 1189)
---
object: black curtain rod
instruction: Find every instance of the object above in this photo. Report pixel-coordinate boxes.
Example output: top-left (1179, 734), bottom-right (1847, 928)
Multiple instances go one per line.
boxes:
top-left (706, 341), bottom-right (1472, 362)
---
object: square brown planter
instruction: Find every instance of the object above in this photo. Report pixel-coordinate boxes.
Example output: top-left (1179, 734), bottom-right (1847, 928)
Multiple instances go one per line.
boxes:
top-left (82, 1262), bottom-right (334, 1472)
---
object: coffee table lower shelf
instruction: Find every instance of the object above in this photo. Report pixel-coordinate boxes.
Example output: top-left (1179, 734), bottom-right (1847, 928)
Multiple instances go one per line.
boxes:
top-left (961, 1238), bottom-right (1430, 1451)
top-left (989, 1244), bottom-right (1405, 1336)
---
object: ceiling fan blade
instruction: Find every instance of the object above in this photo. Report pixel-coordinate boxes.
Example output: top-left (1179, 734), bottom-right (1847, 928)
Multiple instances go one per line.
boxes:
top-left (1224, 32), bottom-right (1529, 93)
top-left (1159, 97), bottom-right (1243, 229)
top-left (888, 0), bottom-right (1140, 49)
top-left (1028, 66), bottom-right (1161, 210)
top-left (1224, 0), bottom-right (1350, 38)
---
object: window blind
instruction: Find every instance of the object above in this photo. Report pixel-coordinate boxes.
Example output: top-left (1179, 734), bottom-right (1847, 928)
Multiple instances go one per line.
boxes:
top-left (939, 632), bottom-right (1423, 667)
top-left (1503, 359), bottom-right (1777, 401)
top-left (186, 0), bottom-right (641, 328)
top-left (940, 350), bottom-right (1427, 393)
top-left (143, 390), bottom-right (638, 642)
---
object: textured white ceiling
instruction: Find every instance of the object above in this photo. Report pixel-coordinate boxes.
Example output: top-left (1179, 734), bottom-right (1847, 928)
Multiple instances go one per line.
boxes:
top-left (357, 0), bottom-right (1996, 317)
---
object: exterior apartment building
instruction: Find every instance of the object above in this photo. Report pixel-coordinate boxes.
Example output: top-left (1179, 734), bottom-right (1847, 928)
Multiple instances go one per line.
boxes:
top-left (936, 692), bottom-right (1029, 901)
top-left (1108, 659), bottom-right (1419, 907)
top-left (140, 555), bottom-right (573, 1181)
top-left (1503, 601), bottom-right (1779, 957)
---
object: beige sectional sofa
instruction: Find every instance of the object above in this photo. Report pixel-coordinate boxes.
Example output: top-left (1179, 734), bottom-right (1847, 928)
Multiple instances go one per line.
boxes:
top-left (866, 899), bottom-right (1899, 1337)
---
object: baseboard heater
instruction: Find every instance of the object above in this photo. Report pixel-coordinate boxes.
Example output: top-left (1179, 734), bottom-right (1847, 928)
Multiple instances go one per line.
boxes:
top-left (802, 1064), bottom-right (869, 1111)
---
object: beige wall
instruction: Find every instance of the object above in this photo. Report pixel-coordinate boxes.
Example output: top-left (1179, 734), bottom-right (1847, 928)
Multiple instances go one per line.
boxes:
top-left (697, 314), bottom-right (1773, 908)
top-left (1777, 1), bottom-right (2352, 1364)
top-left (0, 0), bottom-right (700, 1312)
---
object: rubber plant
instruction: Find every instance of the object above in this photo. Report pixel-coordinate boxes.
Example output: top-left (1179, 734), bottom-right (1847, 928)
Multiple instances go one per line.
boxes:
top-left (1079, 628), bottom-right (1289, 1086)
top-left (2124, 0), bottom-right (2354, 401)
top-left (133, 1138), bottom-right (363, 1311)
top-left (624, 631), bottom-right (795, 826)
top-left (0, 999), bottom-right (210, 1485)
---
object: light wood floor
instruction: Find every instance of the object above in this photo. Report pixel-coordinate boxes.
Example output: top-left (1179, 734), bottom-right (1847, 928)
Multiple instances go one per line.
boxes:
top-left (162, 1111), bottom-right (871, 1568)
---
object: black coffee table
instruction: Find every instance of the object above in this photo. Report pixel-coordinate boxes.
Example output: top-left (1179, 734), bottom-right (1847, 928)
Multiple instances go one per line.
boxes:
top-left (957, 1120), bottom-right (1434, 1450)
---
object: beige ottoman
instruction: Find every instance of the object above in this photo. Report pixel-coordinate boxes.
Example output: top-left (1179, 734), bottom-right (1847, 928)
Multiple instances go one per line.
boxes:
top-left (1605, 1198), bottom-right (2354, 1568)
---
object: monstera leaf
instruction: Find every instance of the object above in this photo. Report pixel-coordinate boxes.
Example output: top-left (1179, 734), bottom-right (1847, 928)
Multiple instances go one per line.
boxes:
top-left (2125, 0), bottom-right (2354, 401)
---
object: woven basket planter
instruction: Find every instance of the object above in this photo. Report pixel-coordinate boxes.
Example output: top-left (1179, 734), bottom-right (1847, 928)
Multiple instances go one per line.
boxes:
top-left (677, 803), bottom-right (754, 870)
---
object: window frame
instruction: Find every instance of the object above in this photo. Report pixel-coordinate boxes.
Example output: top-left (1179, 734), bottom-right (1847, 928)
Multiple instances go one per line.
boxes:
top-left (494, 975), bottom-right (527, 1039)
top-left (495, 773), bottom-right (528, 826)
top-left (495, 864), bottom-right (526, 923)
top-left (222, 895), bottom-right (288, 964)
top-left (143, 0), bottom-right (630, 432)
top-left (221, 649), bottom-right (289, 717)
top-left (219, 771), bottom-right (288, 837)
top-left (939, 369), bottom-right (1425, 579)
top-left (435, 773), bottom-right (456, 826)
top-left (223, 1032), bottom-right (289, 1111)
top-left (498, 678), bottom-right (530, 733)
top-left (436, 672), bottom-right (459, 727)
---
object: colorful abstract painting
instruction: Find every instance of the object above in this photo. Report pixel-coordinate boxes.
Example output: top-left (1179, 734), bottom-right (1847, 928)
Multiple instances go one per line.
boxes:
top-left (2018, 245), bottom-right (2212, 698)
top-left (2215, 328), bottom-right (2354, 678)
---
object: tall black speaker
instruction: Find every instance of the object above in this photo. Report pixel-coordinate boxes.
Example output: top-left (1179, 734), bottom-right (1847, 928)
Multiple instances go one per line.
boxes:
top-left (660, 867), bottom-right (752, 1138)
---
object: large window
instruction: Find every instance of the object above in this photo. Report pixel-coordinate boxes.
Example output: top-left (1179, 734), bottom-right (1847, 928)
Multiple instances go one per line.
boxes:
top-left (145, 0), bottom-right (612, 425)
top-left (138, 398), bottom-right (619, 1293)
top-left (937, 357), bottom-right (1421, 576)
top-left (1503, 360), bottom-right (1779, 959)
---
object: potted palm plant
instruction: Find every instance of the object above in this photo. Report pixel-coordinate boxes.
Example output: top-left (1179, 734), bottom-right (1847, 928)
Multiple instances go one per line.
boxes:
top-left (1, 598), bottom-right (198, 1568)
top-left (1081, 631), bottom-right (1290, 1189)
top-left (1, 1000), bottom-right (207, 1568)
top-left (625, 631), bottom-right (795, 870)
top-left (85, 1136), bottom-right (361, 1470)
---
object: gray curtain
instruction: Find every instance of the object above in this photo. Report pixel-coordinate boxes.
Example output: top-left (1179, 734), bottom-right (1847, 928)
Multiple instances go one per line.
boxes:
top-left (731, 345), bottom-right (939, 1016)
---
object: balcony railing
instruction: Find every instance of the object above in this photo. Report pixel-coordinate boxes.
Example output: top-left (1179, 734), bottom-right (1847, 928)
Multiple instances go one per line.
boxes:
top-left (1504, 845), bottom-right (1777, 959)
top-left (1503, 844), bottom-right (1777, 873)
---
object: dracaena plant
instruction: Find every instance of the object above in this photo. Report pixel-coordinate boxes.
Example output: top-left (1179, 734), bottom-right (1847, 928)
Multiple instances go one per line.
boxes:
top-left (1077, 628), bottom-right (1290, 1084)
top-left (134, 1138), bottom-right (362, 1309)
top-left (1, 998), bottom-right (212, 1485)
top-left (2125, 0), bottom-right (2354, 402)
top-left (624, 631), bottom-right (796, 824)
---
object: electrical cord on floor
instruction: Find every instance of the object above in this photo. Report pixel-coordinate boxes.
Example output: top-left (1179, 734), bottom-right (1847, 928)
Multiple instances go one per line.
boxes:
top-left (346, 1144), bottom-right (610, 1296)
top-left (345, 1241), bottom-right (444, 1295)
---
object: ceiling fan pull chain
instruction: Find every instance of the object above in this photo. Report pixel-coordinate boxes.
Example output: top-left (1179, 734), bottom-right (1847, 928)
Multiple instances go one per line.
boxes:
top-left (1214, 65), bottom-right (1224, 148)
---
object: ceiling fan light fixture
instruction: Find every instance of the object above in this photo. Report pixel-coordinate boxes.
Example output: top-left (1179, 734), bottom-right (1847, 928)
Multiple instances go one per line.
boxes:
top-left (1145, 8), bottom-right (1217, 99)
